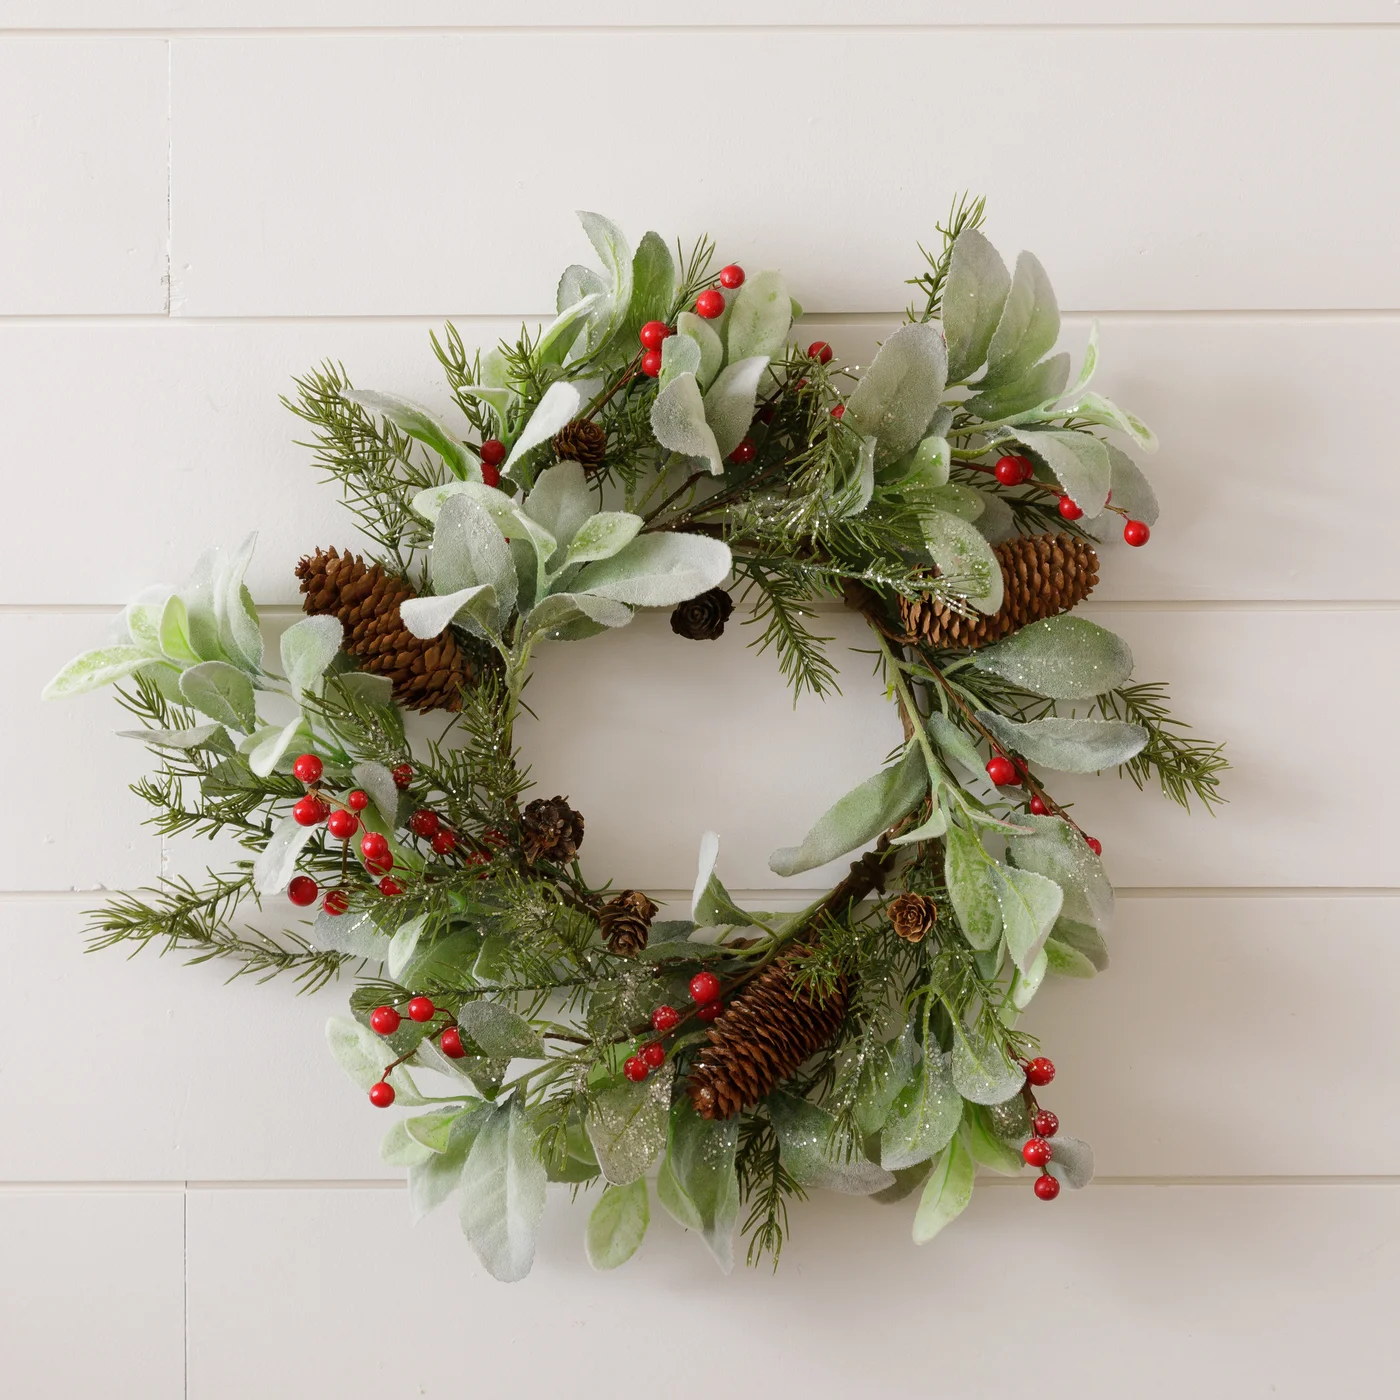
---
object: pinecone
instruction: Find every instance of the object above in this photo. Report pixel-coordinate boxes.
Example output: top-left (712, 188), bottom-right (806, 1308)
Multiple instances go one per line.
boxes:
top-left (687, 950), bottom-right (848, 1121)
top-left (552, 418), bottom-right (607, 470)
top-left (520, 796), bottom-right (585, 865)
top-left (900, 533), bottom-right (1098, 650)
top-left (887, 892), bottom-right (937, 943)
top-left (600, 890), bottom-right (658, 957)
top-left (670, 587), bottom-right (734, 641)
top-left (294, 547), bottom-right (475, 713)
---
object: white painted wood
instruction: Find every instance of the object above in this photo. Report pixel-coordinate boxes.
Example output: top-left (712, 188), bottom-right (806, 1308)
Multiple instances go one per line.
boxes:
top-left (0, 1190), bottom-right (185, 1399)
top-left (186, 1183), bottom-right (1400, 1399)
top-left (6, 2), bottom-right (1395, 29)
top-left (4, 314), bottom-right (1395, 605)
top-left (169, 30), bottom-right (1400, 315)
top-left (5, 893), bottom-right (1397, 1181)
top-left (0, 38), bottom-right (168, 314)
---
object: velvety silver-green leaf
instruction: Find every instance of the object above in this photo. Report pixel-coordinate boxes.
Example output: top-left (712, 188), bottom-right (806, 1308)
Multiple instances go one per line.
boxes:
top-left (921, 507), bottom-right (1003, 614)
top-left (658, 330), bottom-right (702, 391)
top-left (586, 1064), bottom-right (674, 1186)
top-left (242, 717), bottom-right (305, 780)
top-left (574, 532), bottom-right (731, 609)
top-left (458, 1000), bottom-right (546, 1060)
top-left (116, 722), bottom-right (223, 750)
top-left (623, 230), bottom-right (676, 344)
top-left (1045, 938), bottom-right (1097, 978)
top-left (350, 760), bottom-right (400, 827)
top-left (1009, 817), bottom-right (1115, 932)
top-left (180, 546), bottom-right (229, 661)
top-left (409, 1116), bottom-right (478, 1222)
top-left (675, 310), bottom-right (724, 389)
top-left (768, 1090), bottom-right (895, 1195)
top-left (924, 482), bottom-right (986, 523)
top-left (704, 355), bottom-right (768, 458)
top-left (1011, 946), bottom-right (1050, 1009)
top-left (943, 821), bottom-right (1002, 951)
top-left (1058, 391), bottom-right (1158, 451)
top-left (845, 322), bottom-right (948, 466)
top-left (386, 913), bottom-right (429, 981)
top-left (1087, 445), bottom-right (1160, 545)
top-left (328, 671), bottom-right (394, 711)
top-left (123, 585), bottom-right (169, 656)
top-left (658, 1097), bottom-right (740, 1273)
top-left (458, 1097), bottom-right (548, 1282)
top-left (502, 378), bottom-right (584, 476)
top-left (214, 532), bottom-right (264, 672)
top-left (324, 1016), bottom-right (424, 1104)
top-left (558, 262), bottom-right (607, 315)
top-left (890, 803), bottom-right (947, 847)
top-left (521, 591), bottom-right (634, 641)
top-left (252, 811), bottom-right (318, 896)
top-left (853, 1025), bottom-right (917, 1135)
top-left (650, 370), bottom-right (722, 476)
top-left (965, 351), bottom-right (1070, 421)
top-left (563, 511), bottom-right (643, 568)
top-left (42, 645), bottom-right (150, 699)
top-left (1050, 914), bottom-right (1110, 970)
top-left (927, 712), bottom-right (987, 781)
top-left (990, 862), bottom-right (1063, 974)
top-left (586, 1178), bottom-right (650, 1270)
top-left (972, 490), bottom-right (1018, 545)
top-left (980, 250), bottom-right (1059, 392)
top-left (880, 1050), bottom-right (963, 1170)
top-left (280, 615), bottom-right (343, 699)
top-left (769, 742), bottom-right (928, 878)
top-left (725, 269), bottom-right (791, 366)
top-left (888, 434), bottom-right (950, 489)
top-left (977, 712), bottom-right (1148, 774)
top-left (432, 491), bottom-right (517, 608)
top-left (399, 584), bottom-right (497, 640)
top-left (381, 1118), bottom-right (436, 1168)
top-left (157, 593), bottom-right (199, 664)
top-left (178, 660), bottom-right (256, 732)
top-left (577, 210), bottom-right (634, 353)
top-left (1045, 1134), bottom-right (1095, 1189)
top-left (972, 615), bottom-right (1134, 699)
top-left (343, 389), bottom-right (473, 481)
top-left (950, 1030), bottom-right (1024, 1105)
top-left (962, 1105), bottom-right (1025, 1176)
top-left (911, 1136), bottom-right (975, 1245)
top-left (536, 294), bottom-right (605, 369)
top-left (1001, 427), bottom-right (1111, 517)
top-left (943, 228), bottom-right (1012, 382)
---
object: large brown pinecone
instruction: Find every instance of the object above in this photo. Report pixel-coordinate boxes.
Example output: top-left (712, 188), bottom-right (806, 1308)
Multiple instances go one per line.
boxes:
top-left (552, 418), bottom-right (607, 470)
top-left (520, 796), bottom-right (585, 865)
top-left (294, 547), bottom-right (475, 712)
top-left (687, 951), bottom-right (848, 1121)
top-left (600, 890), bottom-right (658, 957)
top-left (899, 533), bottom-right (1098, 650)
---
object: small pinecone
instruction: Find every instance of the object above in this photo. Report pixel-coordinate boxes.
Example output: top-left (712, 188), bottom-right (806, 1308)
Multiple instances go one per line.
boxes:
top-left (600, 890), bottom-right (658, 957)
top-left (552, 418), bottom-right (608, 470)
top-left (900, 533), bottom-right (1099, 650)
top-left (687, 950), bottom-right (848, 1121)
top-left (520, 796), bottom-right (585, 865)
top-left (887, 892), bottom-right (937, 943)
top-left (670, 587), bottom-right (734, 641)
top-left (294, 547), bottom-right (474, 713)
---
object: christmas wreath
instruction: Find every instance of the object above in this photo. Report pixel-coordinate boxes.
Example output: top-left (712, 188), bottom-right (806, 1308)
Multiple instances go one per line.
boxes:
top-left (46, 201), bottom-right (1225, 1280)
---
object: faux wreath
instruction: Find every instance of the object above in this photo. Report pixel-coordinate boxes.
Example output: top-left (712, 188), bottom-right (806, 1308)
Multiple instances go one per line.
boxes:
top-left (47, 201), bottom-right (1225, 1280)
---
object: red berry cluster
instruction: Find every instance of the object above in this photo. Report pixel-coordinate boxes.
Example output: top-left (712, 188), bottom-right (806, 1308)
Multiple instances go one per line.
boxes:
top-left (365, 993), bottom-right (471, 1107)
top-left (478, 437), bottom-right (505, 488)
top-left (988, 454), bottom-right (1150, 547)
top-left (1020, 1057), bottom-right (1063, 1201)
top-left (624, 977), bottom-right (724, 1083)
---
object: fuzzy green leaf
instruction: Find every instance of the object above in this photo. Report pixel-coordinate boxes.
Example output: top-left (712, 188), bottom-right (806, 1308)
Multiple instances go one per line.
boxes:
top-left (1045, 1134), bottom-right (1095, 1190)
top-left (676, 311), bottom-right (724, 389)
top-left (911, 1136), bottom-right (975, 1245)
top-left (521, 591), bottom-right (634, 641)
top-left (563, 512), bottom-right (643, 569)
top-left (943, 821), bottom-right (1002, 951)
top-left (725, 269), bottom-right (791, 365)
top-left (1008, 817), bottom-right (1115, 932)
top-left (574, 532), bottom-right (731, 609)
top-left (458, 1000), bottom-right (546, 1061)
top-left (624, 231), bottom-right (677, 346)
top-left (431, 492), bottom-right (517, 624)
top-left (325, 1016), bottom-right (424, 1104)
top-left (343, 389), bottom-right (474, 481)
top-left (943, 229), bottom-right (1011, 382)
top-left (880, 1049), bottom-right (963, 1171)
top-left (977, 712), bottom-right (1149, 774)
top-left (1087, 445), bottom-right (1160, 544)
top-left (845, 322), bottom-right (948, 466)
top-left (586, 1179), bottom-right (650, 1270)
top-left (950, 1031), bottom-right (1024, 1105)
top-left (980, 250), bottom-right (1059, 393)
top-left (280, 615), bottom-right (343, 700)
top-left (990, 862), bottom-right (1063, 974)
top-left (458, 1097), bottom-right (548, 1282)
top-left (921, 507), bottom-right (1004, 614)
top-left (768, 1090), bottom-right (895, 1195)
top-left (252, 811), bottom-right (318, 896)
top-left (503, 379), bottom-right (585, 478)
top-left (853, 1026), bottom-right (918, 1135)
top-left (962, 1106), bottom-right (1025, 1176)
top-left (658, 330), bottom-right (702, 391)
top-left (658, 1098), bottom-right (740, 1273)
top-left (178, 660), bottom-right (256, 732)
top-left (577, 210), bottom-right (634, 355)
top-left (972, 615), bottom-right (1134, 699)
top-left (965, 351), bottom-right (1070, 421)
top-left (1050, 915), bottom-right (1110, 970)
top-left (704, 355), bottom-right (768, 459)
top-left (1001, 427), bottom-right (1111, 517)
top-left (43, 645), bottom-right (151, 700)
top-left (1045, 939), bottom-right (1098, 978)
top-left (650, 370), bottom-right (722, 476)
top-left (586, 1065), bottom-right (674, 1187)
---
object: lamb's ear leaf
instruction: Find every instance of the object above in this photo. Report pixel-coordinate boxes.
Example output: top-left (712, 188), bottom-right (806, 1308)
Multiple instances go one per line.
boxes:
top-left (769, 744), bottom-right (928, 878)
top-left (214, 532), bottom-right (264, 672)
top-left (650, 371), bottom-right (723, 476)
top-left (280, 615), bottom-right (344, 700)
top-left (845, 322), bottom-right (948, 466)
top-left (675, 311), bottom-right (724, 389)
top-left (178, 660), bottom-right (257, 733)
top-left (943, 230), bottom-right (1012, 382)
top-left (971, 615), bottom-right (1134, 699)
top-left (577, 210), bottom-right (634, 355)
top-left (704, 355), bottom-right (769, 459)
top-left (768, 1090), bottom-right (896, 1195)
top-left (976, 712), bottom-right (1148, 774)
top-left (1086, 445), bottom-right (1159, 544)
top-left (458, 1097), bottom-right (548, 1282)
top-left (979, 250), bottom-right (1059, 393)
top-left (911, 1137), bottom-right (975, 1245)
top-left (563, 512), bottom-right (643, 568)
top-left (725, 269), bottom-right (792, 364)
top-left (342, 389), bottom-right (475, 481)
top-left (964, 352), bottom-right (1070, 421)
top-left (536, 294), bottom-right (605, 369)
top-left (502, 379), bottom-right (585, 479)
top-left (921, 508), bottom-right (1004, 615)
top-left (1000, 427), bottom-right (1111, 517)
top-left (431, 492), bottom-right (517, 624)
top-left (253, 812), bottom-right (319, 896)
top-left (573, 533), bottom-right (731, 609)
top-left (42, 646), bottom-right (150, 699)
top-left (585, 1179), bottom-right (651, 1271)
top-left (623, 231), bottom-right (677, 346)
top-left (658, 331), bottom-right (701, 391)
top-left (399, 585), bottom-right (498, 641)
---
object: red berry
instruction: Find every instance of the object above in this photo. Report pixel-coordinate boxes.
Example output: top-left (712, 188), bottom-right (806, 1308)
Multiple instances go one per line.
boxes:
top-left (1033, 1110), bottom-right (1059, 1138)
top-left (1017, 455), bottom-right (1036, 483)
top-left (1023, 1136), bottom-right (1053, 1168)
top-left (408, 996), bottom-right (435, 1023)
top-left (829, 404), bottom-right (845, 420)
top-left (650, 1005), bottom-right (679, 1033)
top-left (326, 808), bottom-right (359, 841)
top-left (640, 349), bottom-right (663, 378)
top-left (694, 288), bottom-right (725, 319)
top-left (391, 764), bottom-right (413, 791)
top-left (360, 832), bottom-right (389, 862)
top-left (370, 1005), bottom-right (401, 1036)
top-left (409, 809), bottom-right (440, 839)
top-left (1123, 519), bottom-right (1150, 547)
top-left (641, 1041), bottom-right (666, 1069)
top-left (994, 455), bottom-right (1024, 486)
top-left (728, 437), bottom-right (756, 465)
top-left (985, 755), bottom-right (1019, 786)
top-left (482, 829), bottom-right (507, 849)
top-left (1033, 1172), bottom-right (1060, 1201)
top-left (1029, 794), bottom-right (1049, 816)
top-left (639, 320), bottom-right (670, 351)
top-left (346, 789), bottom-right (369, 812)
top-left (697, 1001), bottom-right (724, 1022)
top-left (368, 1081), bottom-right (395, 1109)
top-left (479, 439), bottom-right (506, 468)
top-left (323, 889), bottom-right (349, 916)
top-left (366, 854), bottom-right (393, 876)
top-left (379, 875), bottom-right (404, 897)
top-left (689, 971), bottom-right (721, 1004)
top-left (1026, 1056), bottom-right (1056, 1087)
top-left (293, 753), bottom-right (323, 784)
top-left (807, 340), bottom-right (833, 365)
top-left (292, 795), bottom-right (327, 827)
top-left (287, 875), bottom-right (318, 907)
top-left (464, 850), bottom-right (491, 870)
top-left (1085, 836), bottom-right (1103, 856)
top-left (757, 404), bottom-right (776, 425)
top-left (623, 1056), bottom-right (649, 1083)
top-left (480, 463), bottom-right (501, 489)
top-left (718, 264), bottom-right (745, 289)
top-left (440, 1027), bottom-right (466, 1059)
top-left (431, 830), bottom-right (457, 855)
top-left (1057, 495), bottom-right (1084, 521)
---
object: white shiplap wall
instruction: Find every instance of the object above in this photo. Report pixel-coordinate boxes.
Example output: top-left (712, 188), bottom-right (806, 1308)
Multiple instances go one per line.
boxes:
top-left (1, 6), bottom-right (1395, 1397)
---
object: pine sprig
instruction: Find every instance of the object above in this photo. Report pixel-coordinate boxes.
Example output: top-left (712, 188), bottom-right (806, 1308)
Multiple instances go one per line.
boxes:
top-left (907, 192), bottom-right (988, 326)
top-left (737, 1112), bottom-right (807, 1269)
top-left (1092, 681), bottom-right (1229, 811)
